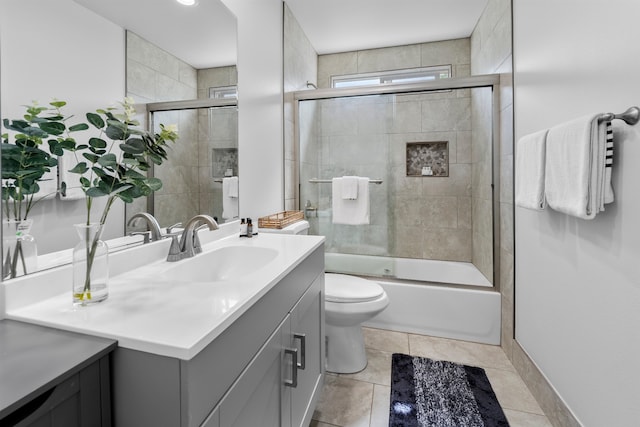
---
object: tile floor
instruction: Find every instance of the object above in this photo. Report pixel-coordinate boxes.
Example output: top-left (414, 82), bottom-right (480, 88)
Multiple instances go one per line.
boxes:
top-left (310, 327), bottom-right (553, 427)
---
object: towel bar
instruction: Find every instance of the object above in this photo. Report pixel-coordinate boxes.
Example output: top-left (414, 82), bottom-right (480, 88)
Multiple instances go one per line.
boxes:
top-left (598, 106), bottom-right (639, 125)
top-left (309, 178), bottom-right (383, 184)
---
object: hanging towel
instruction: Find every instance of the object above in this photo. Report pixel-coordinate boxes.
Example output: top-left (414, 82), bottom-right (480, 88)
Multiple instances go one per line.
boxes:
top-left (515, 129), bottom-right (548, 210)
top-left (58, 153), bottom-right (85, 200)
top-left (332, 177), bottom-right (370, 225)
top-left (222, 176), bottom-right (239, 220)
top-left (223, 176), bottom-right (239, 198)
top-left (341, 176), bottom-right (359, 200)
top-left (544, 115), bottom-right (614, 219)
top-left (603, 121), bottom-right (615, 205)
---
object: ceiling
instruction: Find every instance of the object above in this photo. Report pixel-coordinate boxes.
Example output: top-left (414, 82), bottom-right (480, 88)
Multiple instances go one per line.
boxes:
top-left (73, 0), bottom-right (488, 69)
top-left (285, 0), bottom-right (489, 54)
top-left (74, 0), bottom-right (237, 69)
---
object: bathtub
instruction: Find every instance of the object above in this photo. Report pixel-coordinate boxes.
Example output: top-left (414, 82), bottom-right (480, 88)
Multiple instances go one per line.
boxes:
top-left (325, 253), bottom-right (501, 345)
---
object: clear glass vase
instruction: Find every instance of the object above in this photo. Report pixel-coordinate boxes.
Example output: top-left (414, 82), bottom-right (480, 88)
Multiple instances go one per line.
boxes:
top-left (72, 223), bottom-right (109, 306)
top-left (2, 219), bottom-right (38, 278)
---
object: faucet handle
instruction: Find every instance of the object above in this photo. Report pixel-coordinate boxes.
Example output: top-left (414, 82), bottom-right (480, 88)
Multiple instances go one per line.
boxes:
top-left (166, 222), bottom-right (183, 234)
top-left (130, 231), bottom-right (151, 244)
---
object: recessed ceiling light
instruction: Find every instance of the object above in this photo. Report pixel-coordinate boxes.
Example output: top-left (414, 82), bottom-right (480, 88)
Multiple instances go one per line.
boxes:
top-left (176, 0), bottom-right (198, 6)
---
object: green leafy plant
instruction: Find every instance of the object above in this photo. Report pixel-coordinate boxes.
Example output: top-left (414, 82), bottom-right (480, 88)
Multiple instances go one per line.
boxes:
top-left (2, 103), bottom-right (59, 221)
top-left (44, 97), bottom-right (178, 302)
top-left (47, 98), bottom-right (178, 227)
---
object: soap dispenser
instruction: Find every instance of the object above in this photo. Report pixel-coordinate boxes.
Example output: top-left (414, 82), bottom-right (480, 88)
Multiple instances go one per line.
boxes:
top-left (246, 218), bottom-right (253, 238)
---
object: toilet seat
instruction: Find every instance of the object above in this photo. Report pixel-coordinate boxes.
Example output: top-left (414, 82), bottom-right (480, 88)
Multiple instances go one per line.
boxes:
top-left (325, 273), bottom-right (385, 303)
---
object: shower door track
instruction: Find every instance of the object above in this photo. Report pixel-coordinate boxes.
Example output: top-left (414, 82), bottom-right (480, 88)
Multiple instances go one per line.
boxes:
top-left (292, 75), bottom-right (500, 101)
top-left (291, 74), bottom-right (503, 292)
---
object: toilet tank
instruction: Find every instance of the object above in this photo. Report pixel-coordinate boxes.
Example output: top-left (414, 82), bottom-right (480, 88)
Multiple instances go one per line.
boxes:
top-left (258, 220), bottom-right (309, 235)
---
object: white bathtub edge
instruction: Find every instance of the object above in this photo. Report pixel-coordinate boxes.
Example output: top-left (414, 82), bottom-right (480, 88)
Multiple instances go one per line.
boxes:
top-left (362, 281), bottom-right (501, 345)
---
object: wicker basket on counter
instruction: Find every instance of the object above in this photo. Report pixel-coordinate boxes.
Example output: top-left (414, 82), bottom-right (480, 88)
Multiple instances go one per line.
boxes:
top-left (257, 211), bottom-right (304, 229)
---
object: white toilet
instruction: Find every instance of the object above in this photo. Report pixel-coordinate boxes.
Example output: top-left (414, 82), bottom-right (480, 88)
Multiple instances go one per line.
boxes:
top-left (258, 219), bottom-right (390, 373)
top-left (324, 273), bottom-right (389, 373)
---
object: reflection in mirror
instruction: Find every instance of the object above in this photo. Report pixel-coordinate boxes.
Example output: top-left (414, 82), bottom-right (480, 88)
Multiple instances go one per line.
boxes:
top-left (0, 0), bottom-right (237, 279)
top-left (141, 98), bottom-right (238, 231)
top-left (124, 31), bottom-right (239, 235)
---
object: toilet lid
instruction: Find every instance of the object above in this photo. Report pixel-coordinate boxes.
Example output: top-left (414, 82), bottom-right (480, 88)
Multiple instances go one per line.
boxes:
top-left (324, 273), bottom-right (385, 303)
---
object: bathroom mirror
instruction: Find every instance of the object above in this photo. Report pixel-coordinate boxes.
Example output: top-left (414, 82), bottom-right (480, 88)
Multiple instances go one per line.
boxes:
top-left (0, 0), bottom-right (237, 278)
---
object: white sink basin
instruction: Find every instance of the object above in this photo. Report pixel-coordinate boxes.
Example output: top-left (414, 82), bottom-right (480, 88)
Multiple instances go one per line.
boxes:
top-left (160, 245), bottom-right (279, 282)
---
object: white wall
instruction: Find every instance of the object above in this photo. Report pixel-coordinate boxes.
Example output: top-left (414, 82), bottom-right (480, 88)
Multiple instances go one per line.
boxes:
top-left (1, 0), bottom-right (126, 252)
top-left (222, 0), bottom-right (284, 220)
top-left (513, 1), bottom-right (640, 425)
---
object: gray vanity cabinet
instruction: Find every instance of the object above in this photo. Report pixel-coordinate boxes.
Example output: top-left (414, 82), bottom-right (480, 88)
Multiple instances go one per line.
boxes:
top-left (211, 273), bottom-right (324, 427)
top-left (112, 244), bottom-right (325, 427)
top-left (0, 320), bottom-right (116, 427)
top-left (217, 315), bottom-right (291, 427)
top-left (288, 274), bottom-right (324, 427)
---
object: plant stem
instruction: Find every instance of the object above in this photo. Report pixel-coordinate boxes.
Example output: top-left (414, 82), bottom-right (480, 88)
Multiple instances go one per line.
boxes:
top-left (79, 196), bottom-right (115, 300)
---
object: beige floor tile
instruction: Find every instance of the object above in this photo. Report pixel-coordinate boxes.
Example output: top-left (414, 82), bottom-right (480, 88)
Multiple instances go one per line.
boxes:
top-left (312, 374), bottom-right (373, 427)
top-left (313, 329), bottom-right (551, 427)
top-left (363, 327), bottom-right (409, 354)
top-left (484, 367), bottom-right (545, 415)
top-left (408, 333), bottom-right (515, 372)
top-left (369, 385), bottom-right (390, 427)
top-left (503, 409), bottom-right (554, 427)
top-left (339, 348), bottom-right (392, 386)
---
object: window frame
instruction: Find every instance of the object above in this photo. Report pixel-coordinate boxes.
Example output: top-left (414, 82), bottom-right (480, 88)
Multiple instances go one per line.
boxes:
top-left (209, 85), bottom-right (238, 99)
top-left (330, 65), bottom-right (452, 89)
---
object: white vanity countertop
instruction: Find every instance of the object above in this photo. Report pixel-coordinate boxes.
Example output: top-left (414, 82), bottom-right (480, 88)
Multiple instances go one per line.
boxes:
top-left (5, 233), bottom-right (324, 360)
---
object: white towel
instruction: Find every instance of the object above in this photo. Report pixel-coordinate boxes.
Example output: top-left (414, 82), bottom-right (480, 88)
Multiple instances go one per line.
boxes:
top-left (544, 115), bottom-right (613, 219)
top-left (223, 176), bottom-right (239, 198)
top-left (332, 177), bottom-right (370, 225)
top-left (222, 176), bottom-right (239, 220)
top-left (515, 129), bottom-right (548, 210)
top-left (341, 176), bottom-right (359, 200)
top-left (58, 153), bottom-right (85, 200)
top-left (603, 121), bottom-right (615, 205)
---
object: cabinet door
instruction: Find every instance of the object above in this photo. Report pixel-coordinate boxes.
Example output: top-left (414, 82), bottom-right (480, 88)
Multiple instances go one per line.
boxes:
top-left (200, 406), bottom-right (219, 427)
top-left (289, 274), bottom-right (324, 427)
top-left (219, 316), bottom-right (292, 427)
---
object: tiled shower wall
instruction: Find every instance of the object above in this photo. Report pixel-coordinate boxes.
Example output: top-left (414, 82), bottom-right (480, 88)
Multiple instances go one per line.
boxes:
top-left (126, 31), bottom-right (237, 227)
top-left (298, 39), bottom-right (491, 263)
top-left (299, 88), bottom-right (485, 262)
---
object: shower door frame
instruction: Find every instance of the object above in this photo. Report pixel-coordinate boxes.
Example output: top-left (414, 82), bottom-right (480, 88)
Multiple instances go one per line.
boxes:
top-left (292, 74), bottom-right (502, 291)
top-left (145, 98), bottom-right (237, 216)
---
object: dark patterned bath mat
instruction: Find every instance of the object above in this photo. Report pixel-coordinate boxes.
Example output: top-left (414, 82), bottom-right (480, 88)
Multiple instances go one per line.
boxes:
top-left (389, 353), bottom-right (510, 427)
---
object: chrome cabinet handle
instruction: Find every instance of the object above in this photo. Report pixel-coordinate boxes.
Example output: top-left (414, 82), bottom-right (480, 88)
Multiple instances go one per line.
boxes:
top-left (293, 333), bottom-right (306, 370)
top-left (284, 348), bottom-right (298, 388)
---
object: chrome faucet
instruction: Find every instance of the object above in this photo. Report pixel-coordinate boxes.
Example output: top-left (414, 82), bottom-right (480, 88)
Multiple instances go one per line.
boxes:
top-left (166, 214), bottom-right (219, 262)
top-left (127, 212), bottom-right (164, 243)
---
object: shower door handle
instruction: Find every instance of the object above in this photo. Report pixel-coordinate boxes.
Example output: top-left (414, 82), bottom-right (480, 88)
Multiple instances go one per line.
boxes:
top-left (293, 333), bottom-right (306, 370)
top-left (284, 347), bottom-right (298, 388)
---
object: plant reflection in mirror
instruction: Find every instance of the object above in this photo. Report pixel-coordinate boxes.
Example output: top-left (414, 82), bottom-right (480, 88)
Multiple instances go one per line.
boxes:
top-left (2, 102), bottom-right (60, 278)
